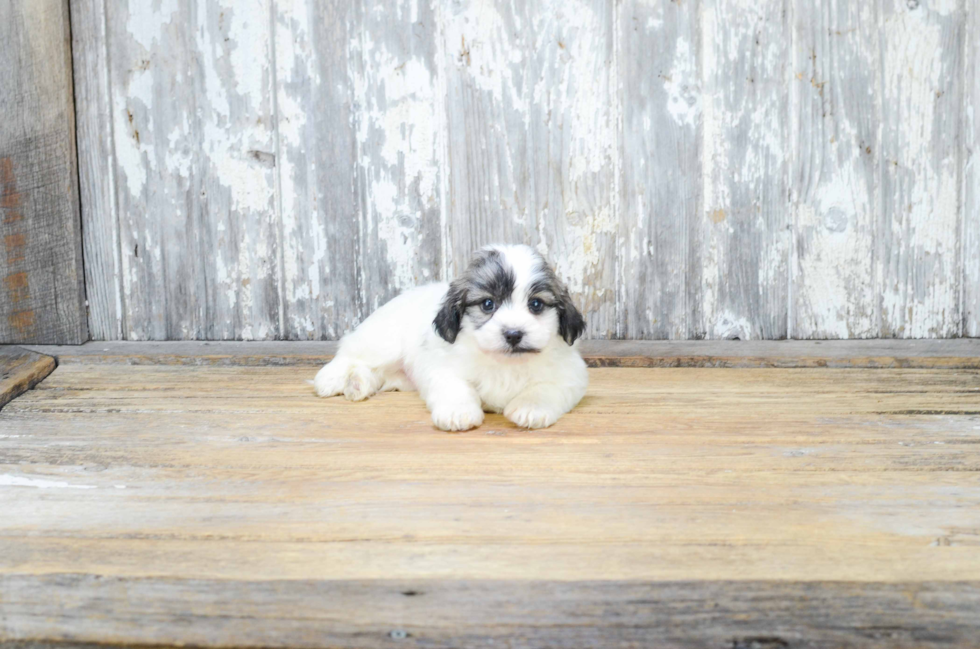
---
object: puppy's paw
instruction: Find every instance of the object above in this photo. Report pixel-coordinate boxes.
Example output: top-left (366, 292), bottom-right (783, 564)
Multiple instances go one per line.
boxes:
top-left (504, 402), bottom-right (560, 429)
top-left (313, 361), bottom-right (348, 397)
top-left (344, 364), bottom-right (379, 401)
top-left (431, 403), bottom-right (485, 432)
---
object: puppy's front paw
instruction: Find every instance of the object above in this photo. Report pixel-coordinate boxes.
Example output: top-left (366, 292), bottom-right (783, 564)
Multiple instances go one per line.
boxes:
top-left (431, 403), bottom-right (484, 432)
top-left (313, 361), bottom-right (347, 397)
top-left (344, 364), bottom-right (378, 401)
top-left (504, 402), bottom-right (560, 429)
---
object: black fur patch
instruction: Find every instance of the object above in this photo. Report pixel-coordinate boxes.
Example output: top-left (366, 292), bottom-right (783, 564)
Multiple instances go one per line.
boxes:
top-left (527, 254), bottom-right (586, 345)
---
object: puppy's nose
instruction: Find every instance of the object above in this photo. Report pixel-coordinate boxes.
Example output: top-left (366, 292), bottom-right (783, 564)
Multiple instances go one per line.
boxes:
top-left (504, 329), bottom-right (524, 347)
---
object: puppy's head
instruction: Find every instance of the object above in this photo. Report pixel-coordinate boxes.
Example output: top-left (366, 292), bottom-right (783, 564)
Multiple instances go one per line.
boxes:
top-left (433, 245), bottom-right (585, 356)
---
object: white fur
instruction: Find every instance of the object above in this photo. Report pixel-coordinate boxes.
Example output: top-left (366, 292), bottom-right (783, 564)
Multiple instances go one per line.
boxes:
top-left (313, 245), bottom-right (589, 431)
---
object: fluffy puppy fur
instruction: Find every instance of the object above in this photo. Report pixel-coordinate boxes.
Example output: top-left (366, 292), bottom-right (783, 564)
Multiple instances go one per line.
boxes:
top-left (313, 244), bottom-right (588, 431)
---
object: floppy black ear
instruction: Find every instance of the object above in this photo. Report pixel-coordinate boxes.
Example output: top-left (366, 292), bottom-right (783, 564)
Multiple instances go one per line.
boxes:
top-left (557, 299), bottom-right (586, 345)
top-left (433, 281), bottom-right (466, 343)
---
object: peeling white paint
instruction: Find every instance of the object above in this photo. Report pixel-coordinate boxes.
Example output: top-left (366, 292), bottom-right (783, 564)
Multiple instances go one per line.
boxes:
top-left (880, 3), bottom-right (961, 337)
top-left (83, 0), bottom-right (972, 342)
top-left (352, 9), bottom-right (441, 294)
top-left (0, 475), bottom-right (97, 490)
top-left (666, 37), bottom-right (700, 127)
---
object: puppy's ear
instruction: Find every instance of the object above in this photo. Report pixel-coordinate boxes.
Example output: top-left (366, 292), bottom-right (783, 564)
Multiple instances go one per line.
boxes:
top-left (557, 298), bottom-right (586, 345)
top-left (433, 281), bottom-right (466, 343)
top-left (550, 272), bottom-right (585, 345)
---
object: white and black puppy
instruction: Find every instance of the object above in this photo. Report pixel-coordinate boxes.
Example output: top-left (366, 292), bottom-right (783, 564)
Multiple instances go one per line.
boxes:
top-left (313, 244), bottom-right (588, 431)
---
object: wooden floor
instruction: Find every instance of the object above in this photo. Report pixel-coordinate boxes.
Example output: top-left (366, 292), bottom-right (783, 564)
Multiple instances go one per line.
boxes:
top-left (2, 342), bottom-right (980, 648)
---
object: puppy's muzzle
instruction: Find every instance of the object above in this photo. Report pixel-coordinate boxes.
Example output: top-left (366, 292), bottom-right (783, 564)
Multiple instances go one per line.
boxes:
top-left (504, 329), bottom-right (524, 348)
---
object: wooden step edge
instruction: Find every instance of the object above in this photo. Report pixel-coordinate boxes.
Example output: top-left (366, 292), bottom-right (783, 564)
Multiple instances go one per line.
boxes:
top-left (0, 346), bottom-right (57, 410)
top-left (18, 339), bottom-right (980, 369)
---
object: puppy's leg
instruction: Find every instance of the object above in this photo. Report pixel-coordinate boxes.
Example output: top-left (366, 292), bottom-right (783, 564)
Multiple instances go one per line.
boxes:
top-left (380, 369), bottom-right (414, 393)
top-left (504, 375), bottom-right (588, 429)
top-left (419, 373), bottom-right (484, 432)
top-left (343, 363), bottom-right (384, 401)
top-left (313, 356), bottom-right (352, 397)
top-left (313, 357), bottom-right (384, 401)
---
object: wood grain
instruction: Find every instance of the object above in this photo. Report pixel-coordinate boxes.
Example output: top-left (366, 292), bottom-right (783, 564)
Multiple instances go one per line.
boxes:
top-left (104, 0), bottom-right (282, 340)
top-left (69, 0), bottom-right (124, 341)
top-left (2, 359), bottom-right (980, 646)
top-left (3, 577), bottom-right (980, 648)
top-left (964, 0), bottom-right (979, 338)
top-left (0, 346), bottom-right (55, 410)
top-left (351, 0), bottom-right (445, 314)
top-left (790, 0), bottom-right (878, 339)
top-left (0, 0), bottom-right (87, 344)
top-left (878, 0), bottom-right (965, 338)
top-left (274, 0), bottom-right (362, 340)
top-left (619, 0), bottom-right (702, 339)
top-left (700, 0), bottom-right (791, 340)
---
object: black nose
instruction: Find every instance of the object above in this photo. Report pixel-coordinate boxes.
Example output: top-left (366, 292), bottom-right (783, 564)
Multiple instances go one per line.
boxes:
top-left (504, 330), bottom-right (524, 347)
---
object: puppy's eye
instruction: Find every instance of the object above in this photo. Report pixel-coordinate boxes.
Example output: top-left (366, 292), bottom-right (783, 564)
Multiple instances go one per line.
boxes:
top-left (528, 298), bottom-right (544, 314)
top-left (481, 298), bottom-right (495, 313)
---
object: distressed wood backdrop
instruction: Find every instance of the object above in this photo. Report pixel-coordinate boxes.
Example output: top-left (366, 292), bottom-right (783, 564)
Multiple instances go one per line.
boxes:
top-left (70, 0), bottom-right (979, 341)
top-left (0, 0), bottom-right (87, 344)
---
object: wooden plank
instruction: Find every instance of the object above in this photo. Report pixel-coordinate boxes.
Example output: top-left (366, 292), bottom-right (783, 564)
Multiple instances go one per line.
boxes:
top-left (274, 0), bottom-right (362, 340)
top-left (619, 0), bottom-right (702, 339)
top-left (700, 0), bottom-right (791, 340)
top-left (0, 0), bottom-right (87, 344)
top-left (350, 0), bottom-right (445, 315)
top-left (964, 0), bottom-right (980, 338)
top-left (105, 1), bottom-right (281, 340)
top-left (19, 339), bottom-right (980, 368)
top-left (441, 0), bottom-right (535, 269)
top-left (878, 0), bottom-right (966, 338)
top-left (0, 346), bottom-right (55, 410)
top-left (790, 1), bottom-right (879, 338)
top-left (443, 0), bottom-right (619, 337)
top-left (69, 0), bottom-right (123, 341)
top-left (526, 1), bottom-right (618, 337)
top-left (3, 576), bottom-right (980, 649)
top-left (2, 363), bottom-right (980, 645)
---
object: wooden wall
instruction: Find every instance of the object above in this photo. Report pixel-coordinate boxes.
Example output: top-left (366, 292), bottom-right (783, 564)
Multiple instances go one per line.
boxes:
top-left (0, 0), bottom-right (87, 344)
top-left (70, 0), bottom-right (979, 341)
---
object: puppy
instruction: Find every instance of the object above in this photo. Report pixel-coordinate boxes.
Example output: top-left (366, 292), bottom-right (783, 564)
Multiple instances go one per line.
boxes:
top-left (313, 244), bottom-right (588, 431)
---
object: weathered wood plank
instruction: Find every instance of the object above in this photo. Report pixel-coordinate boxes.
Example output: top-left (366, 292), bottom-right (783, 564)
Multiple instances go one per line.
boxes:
top-left (19, 339), bottom-right (980, 368)
top-left (350, 0), bottom-right (445, 315)
top-left (2, 362), bottom-right (980, 645)
top-left (69, 0), bottom-right (979, 343)
top-left (619, 0), bottom-right (702, 339)
top-left (700, 0), bottom-right (791, 340)
top-left (107, 0), bottom-right (281, 340)
top-left (274, 0), bottom-right (362, 340)
top-left (878, 0), bottom-right (965, 338)
top-left (443, 0), bottom-right (618, 338)
top-left (790, 1), bottom-right (879, 339)
top-left (70, 0), bottom-right (124, 341)
top-left (3, 577), bottom-right (980, 649)
top-left (0, 346), bottom-right (55, 410)
top-left (0, 0), bottom-right (87, 344)
top-left (441, 0), bottom-right (534, 267)
top-left (528, 0), bottom-right (618, 338)
top-left (964, 0), bottom-right (980, 338)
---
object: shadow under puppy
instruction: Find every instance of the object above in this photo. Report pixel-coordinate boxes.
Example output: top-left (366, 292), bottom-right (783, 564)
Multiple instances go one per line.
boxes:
top-left (314, 244), bottom-right (588, 431)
